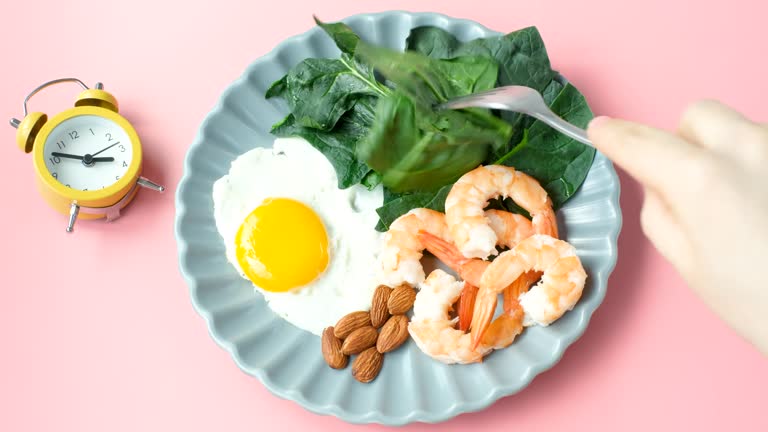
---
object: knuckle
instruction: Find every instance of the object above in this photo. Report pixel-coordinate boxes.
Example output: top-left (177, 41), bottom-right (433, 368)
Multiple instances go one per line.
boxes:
top-left (737, 124), bottom-right (768, 163)
top-left (680, 99), bottom-right (718, 125)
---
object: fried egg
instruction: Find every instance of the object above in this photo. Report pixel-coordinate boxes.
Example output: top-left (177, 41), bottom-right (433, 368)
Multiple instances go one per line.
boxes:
top-left (212, 137), bottom-right (383, 335)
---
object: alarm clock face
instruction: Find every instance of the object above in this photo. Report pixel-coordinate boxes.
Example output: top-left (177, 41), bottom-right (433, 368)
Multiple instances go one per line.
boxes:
top-left (42, 115), bottom-right (134, 191)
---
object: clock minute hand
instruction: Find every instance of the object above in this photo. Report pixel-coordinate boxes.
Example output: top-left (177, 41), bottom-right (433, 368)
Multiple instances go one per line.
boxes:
top-left (90, 141), bottom-right (120, 157)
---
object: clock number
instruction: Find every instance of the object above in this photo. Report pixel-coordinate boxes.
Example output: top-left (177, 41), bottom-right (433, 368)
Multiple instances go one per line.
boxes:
top-left (122, 161), bottom-right (128, 168)
top-left (83, 188), bottom-right (88, 191)
top-left (89, 128), bottom-right (95, 135)
top-left (68, 131), bottom-right (79, 140)
top-left (56, 140), bottom-right (66, 150)
top-left (116, 175), bottom-right (121, 180)
top-left (65, 184), bottom-right (71, 188)
top-left (52, 172), bottom-right (58, 179)
top-left (119, 144), bottom-right (126, 152)
top-left (105, 133), bottom-right (113, 141)
top-left (49, 156), bottom-right (61, 165)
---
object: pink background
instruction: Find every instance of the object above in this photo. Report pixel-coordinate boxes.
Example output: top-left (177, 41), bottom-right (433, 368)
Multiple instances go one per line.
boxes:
top-left (1, 0), bottom-right (766, 430)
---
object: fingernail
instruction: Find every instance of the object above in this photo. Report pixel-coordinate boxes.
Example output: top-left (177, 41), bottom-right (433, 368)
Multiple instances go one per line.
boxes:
top-left (588, 115), bottom-right (611, 130)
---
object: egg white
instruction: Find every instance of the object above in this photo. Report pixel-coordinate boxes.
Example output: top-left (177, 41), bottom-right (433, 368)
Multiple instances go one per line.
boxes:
top-left (212, 137), bottom-right (383, 335)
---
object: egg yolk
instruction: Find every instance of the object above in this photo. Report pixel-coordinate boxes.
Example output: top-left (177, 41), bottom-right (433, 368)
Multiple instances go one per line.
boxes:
top-left (235, 198), bottom-right (329, 292)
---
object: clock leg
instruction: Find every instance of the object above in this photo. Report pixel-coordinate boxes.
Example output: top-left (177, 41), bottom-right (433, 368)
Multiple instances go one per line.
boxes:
top-left (66, 202), bottom-right (80, 233)
top-left (137, 177), bottom-right (165, 192)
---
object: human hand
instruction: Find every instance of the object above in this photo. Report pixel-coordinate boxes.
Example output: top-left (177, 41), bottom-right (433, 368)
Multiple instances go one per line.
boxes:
top-left (587, 100), bottom-right (768, 355)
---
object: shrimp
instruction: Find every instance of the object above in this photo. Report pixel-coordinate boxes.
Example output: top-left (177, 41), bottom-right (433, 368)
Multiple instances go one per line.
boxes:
top-left (417, 213), bottom-right (530, 346)
top-left (459, 282), bottom-right (525, 350)
top-left (470, 234), bottom-right (587, 349)
top-left (418, 209), bottom-right (536, 330)
top-left (487, 208), bottom-right (542, 311)
top-left (416, 209), bottom-right (535, 285)
top-left (485, 209), bottom-right (536, 249)
top-left (416, 232), bottom-right (488, 332)
top-left (377, 208), bottom-right (450, 287)
top-left (481, 299), bottom-right (525, 350)
top-left (445, 165), bottom-right (558, 260)
top-left (379, 208), bottom-right (533, 288)
top-left (408, 270), bottom-right (523, 364)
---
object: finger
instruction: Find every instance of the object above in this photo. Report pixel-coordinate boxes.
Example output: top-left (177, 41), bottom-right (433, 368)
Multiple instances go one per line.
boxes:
top-left (640, 189), bottom-right (693, 276)
top-left (587, 116), bottom-right (702, 191)
top-left (677, 99), bottom-right (763, 152)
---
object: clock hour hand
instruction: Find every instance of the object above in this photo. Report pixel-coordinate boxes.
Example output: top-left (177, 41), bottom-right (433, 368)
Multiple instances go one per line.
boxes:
top-left (51, 152), bottom-right (85, 160)
top-left (51, 152), bottom-right (114, 162)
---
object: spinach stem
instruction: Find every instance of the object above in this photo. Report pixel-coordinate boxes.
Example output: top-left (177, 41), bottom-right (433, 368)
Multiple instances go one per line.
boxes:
top-left (494, 129), bottom-right (529, 165)
top-left (340, 56), bottom-right (390, 97)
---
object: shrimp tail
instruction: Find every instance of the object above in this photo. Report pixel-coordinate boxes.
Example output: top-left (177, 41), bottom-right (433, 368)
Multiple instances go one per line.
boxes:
top-left (418, 230), bottom-right (469, 267)
top-left (418, 230), bottom-right (489, 287)
top-left (502, 284), bottom-right (519, 315)
top-left (458, 283), bottom-right (478, 332)
top-left (469, 287), bottom-right (498, 350)
top-left (480, 310), bottom-right (524, 350)
top-left (503, 271), bottom-right (540, 314)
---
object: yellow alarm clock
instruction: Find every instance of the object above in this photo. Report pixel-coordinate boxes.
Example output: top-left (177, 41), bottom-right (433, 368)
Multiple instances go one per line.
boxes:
top-left (10, 78), bottom-right (164, 233)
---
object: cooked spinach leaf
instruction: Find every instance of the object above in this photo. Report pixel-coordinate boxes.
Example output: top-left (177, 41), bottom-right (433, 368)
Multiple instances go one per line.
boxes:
top-left (271, 96), bottom-right (378, 189)
top-left (405, 25), bottom-right (595, 208)
top-left (493, 83), bottom-right (595, 208)
top-left (264, 75), bottom-right (288, 99)
top-left (405, 26), bottom-right (461, 59)
top-left (361, 170), bottom-right (382, 190)
top-left (359, 91), bottom-right (511, 192)
top-left (314, 16), bottom-right (360, 55)
top-left (490, 79), bottom-right (564, 162)
top-left (374, 184), bottom-right (453, 231)
top-left (267, 19), bottom-right (596, 230)
top-left (406, 25), bottom-right (554, 92)
top-left (405, 25), bottom-right (557, 138)
top-left (356, 42), bottom-right (499, 104)
top-left (266, 56), bottom-right (387, 131)
top-left (265, 21), bottom-right (386, 188)
top-left (371, 82), bottom-right (595, 224)
top-left (353, 42), bottom-right (512, 192)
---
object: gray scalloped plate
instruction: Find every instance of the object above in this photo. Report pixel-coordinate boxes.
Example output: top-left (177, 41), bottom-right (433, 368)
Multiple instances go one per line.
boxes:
top-left (175, 11), bottom-right (622, 426)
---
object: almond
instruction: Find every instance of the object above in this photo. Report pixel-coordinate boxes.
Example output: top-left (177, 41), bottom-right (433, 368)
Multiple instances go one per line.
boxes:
top-left (321, 327), bottom-right (348, 369)
top-left (387, 284), bottom-right (416, 315)
top-left (370, 285), bottom-right (392, 328)
top-left (376, 315), bottom-right (410, 353)
top-left (334, 311), bottom-right (371, 340)
top-left (352, 347), bottom-right (383, 383)
top-left (341, 326), bottom-right (378, 355)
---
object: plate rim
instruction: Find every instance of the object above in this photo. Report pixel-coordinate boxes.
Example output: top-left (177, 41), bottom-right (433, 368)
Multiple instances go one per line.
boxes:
top-left (174, 9), bottom-right (623, 426)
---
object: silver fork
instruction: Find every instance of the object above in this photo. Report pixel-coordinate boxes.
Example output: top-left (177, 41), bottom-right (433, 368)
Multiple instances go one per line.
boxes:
top-left (437, 85), bottom-right (593, 146)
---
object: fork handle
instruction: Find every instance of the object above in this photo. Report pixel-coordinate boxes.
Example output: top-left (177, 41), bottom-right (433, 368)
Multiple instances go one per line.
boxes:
top-left (529, 111), bottom-right (593, 146)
